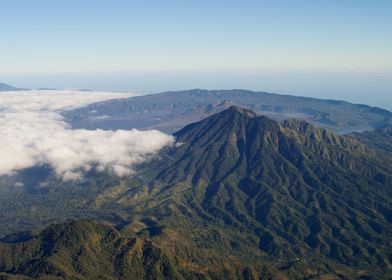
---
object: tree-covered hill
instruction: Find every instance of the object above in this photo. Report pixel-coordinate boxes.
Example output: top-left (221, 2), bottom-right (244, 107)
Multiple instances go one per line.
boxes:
top-left (1, 107), bottom-right (392, 279)
top-left (0, 220), bottom-right (286, 280)
top-left (99, 106), bottom-right (392, 278)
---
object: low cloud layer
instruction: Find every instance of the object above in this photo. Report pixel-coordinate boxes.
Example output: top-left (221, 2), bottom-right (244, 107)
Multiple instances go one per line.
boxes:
top-left (0, 90), bottom-right (174, 180)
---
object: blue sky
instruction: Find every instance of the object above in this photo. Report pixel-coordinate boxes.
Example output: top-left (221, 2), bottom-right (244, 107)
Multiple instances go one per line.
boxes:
top-left (1, 0), bottom-right (391, 108)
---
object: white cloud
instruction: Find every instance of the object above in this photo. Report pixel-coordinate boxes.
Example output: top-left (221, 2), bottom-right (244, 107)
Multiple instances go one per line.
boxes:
top-left (0, 90), bottom-right (174, 180)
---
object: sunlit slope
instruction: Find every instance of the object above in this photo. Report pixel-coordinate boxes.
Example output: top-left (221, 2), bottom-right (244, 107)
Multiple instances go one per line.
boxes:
top-left (104, 106), bottom-right (392, 277)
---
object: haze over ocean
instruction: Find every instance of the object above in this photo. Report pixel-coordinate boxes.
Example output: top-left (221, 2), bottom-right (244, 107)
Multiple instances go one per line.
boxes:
top-left (1, 0), bottom-right (391, 109)
top-left (3, 70), bottom-right (392, 111)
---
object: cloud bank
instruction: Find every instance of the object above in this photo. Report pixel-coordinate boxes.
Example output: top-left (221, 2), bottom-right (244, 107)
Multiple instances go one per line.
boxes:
top-left (0, 90), bottom-right (174, 180)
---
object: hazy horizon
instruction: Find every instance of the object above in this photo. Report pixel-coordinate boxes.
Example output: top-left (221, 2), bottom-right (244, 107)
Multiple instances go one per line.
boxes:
top-left (1, 0), bottom-right (391, 109)
top-left (3, 69), bottom-right (392, 111)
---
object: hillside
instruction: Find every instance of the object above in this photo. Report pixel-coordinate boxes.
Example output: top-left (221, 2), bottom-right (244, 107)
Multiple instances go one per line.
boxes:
top-left (0, 220), bottom-right (286, 280)
top-left (98, 106), bottom-right (392, 278)
top-left (0, 107), bottom-right (391, 278)
top-left (64, 89), bottom-right (392, 134)
top-left (0, 220), bottom-right (196, 279)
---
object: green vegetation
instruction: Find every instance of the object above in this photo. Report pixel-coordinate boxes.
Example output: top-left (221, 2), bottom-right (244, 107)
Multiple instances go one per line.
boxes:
top-left (1, 106), bottom-right (392, 279)
top-left (0, 220), bottom-right (286, 279)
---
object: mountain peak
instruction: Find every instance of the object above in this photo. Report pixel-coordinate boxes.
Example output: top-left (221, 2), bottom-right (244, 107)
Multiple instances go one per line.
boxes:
top-left (174, 105), bottom-right (278, 141)
top-left (132, 101), bottom-right (392, 277)
top-left (225, 105), bottom-right (258, 118)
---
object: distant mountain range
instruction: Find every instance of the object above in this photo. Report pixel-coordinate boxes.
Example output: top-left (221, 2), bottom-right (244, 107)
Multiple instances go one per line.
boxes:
top-left (1, 84), bottom-right (391, 133)
top-left (0, 82), bottom-right (26, 91)
top-left (64, 89), bottom-right (392, 134)
top-left (1, 107), bottom-right (391, 279)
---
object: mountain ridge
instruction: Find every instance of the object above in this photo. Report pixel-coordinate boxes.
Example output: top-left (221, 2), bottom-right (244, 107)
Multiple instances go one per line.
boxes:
top-left (64, 89), bottom-right (392, 134)
top-left (0, 106), bottom-right (391, 279)
top-left (94, 106), bottom-right (392, 277)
